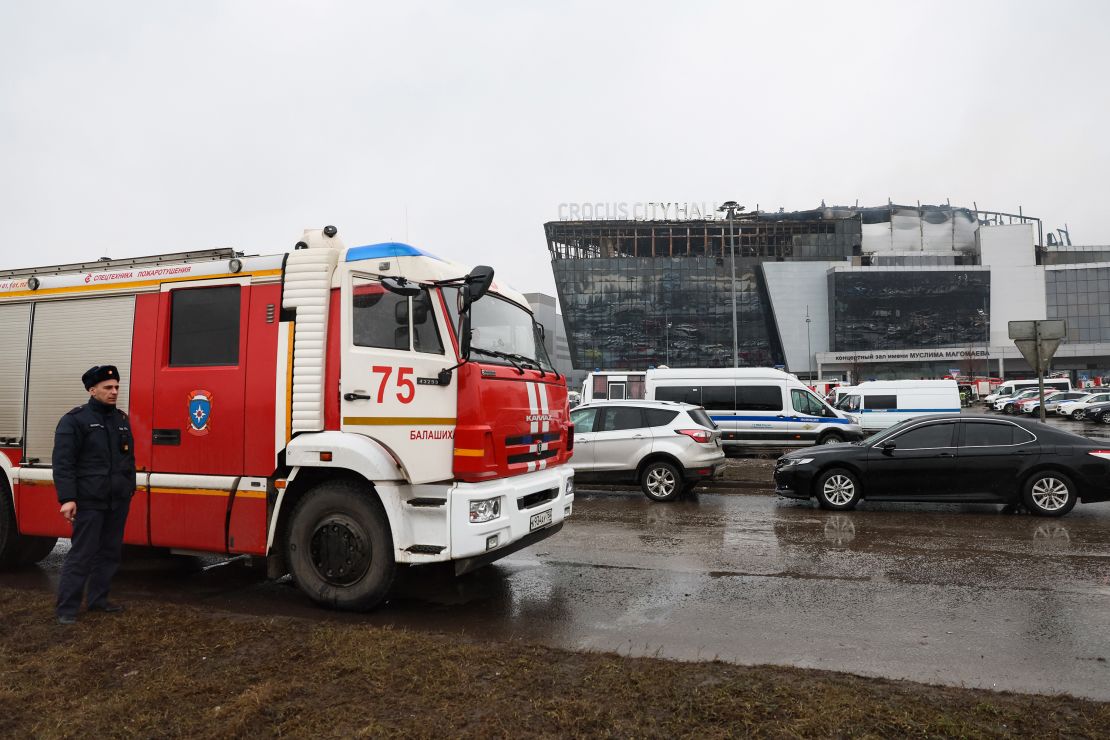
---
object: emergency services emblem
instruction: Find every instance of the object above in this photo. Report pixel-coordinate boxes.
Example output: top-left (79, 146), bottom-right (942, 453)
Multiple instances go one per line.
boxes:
top-left (187, 390), bottom-right (213, 436)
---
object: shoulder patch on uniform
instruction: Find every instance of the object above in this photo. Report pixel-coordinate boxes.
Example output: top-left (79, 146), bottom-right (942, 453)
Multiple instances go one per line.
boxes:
top-left (66, 407), bottom-right (84, 416)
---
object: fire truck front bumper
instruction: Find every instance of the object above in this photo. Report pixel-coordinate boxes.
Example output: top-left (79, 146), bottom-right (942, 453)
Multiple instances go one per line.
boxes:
top-left (449, 465), bottom-right (574, 570)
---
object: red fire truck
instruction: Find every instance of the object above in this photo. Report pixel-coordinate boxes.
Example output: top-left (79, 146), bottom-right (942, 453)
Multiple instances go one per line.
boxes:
top-left (0, 227), bottom-right (574, 610)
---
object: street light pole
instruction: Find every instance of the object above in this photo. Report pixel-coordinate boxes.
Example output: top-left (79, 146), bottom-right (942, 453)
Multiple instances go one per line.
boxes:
top-left (665, 313), bottom-right (671, 366)
top-left (718, 201), bottom-right (745, 368)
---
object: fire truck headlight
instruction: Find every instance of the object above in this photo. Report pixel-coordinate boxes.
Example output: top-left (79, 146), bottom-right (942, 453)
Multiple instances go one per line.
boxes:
top-left (469, 497), bottom-right (502, 523)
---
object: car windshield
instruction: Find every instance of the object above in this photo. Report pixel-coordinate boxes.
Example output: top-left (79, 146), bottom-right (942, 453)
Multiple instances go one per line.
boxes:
top-left (837, 394), bottom-right (861, 412)
top-left (443, 288), bottom-right (554, 371)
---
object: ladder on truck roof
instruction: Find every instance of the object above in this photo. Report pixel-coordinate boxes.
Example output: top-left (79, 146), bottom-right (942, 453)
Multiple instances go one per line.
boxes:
top-left (0, 248), bottom-right (244, 280)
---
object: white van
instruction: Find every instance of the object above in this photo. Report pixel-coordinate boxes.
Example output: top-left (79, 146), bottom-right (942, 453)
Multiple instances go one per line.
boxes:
top-left (983, 377), bottom-right (1072, 406)
top-left (836, 379), bottom-right (961, 431)
top-left (645, 367), bottom-right (864, 447)
top-left (828, 385), bottom-right (857, 408)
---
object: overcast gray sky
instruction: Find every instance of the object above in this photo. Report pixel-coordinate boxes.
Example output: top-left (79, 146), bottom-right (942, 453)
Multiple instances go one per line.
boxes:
top-left (2, 1), bottom-right (1107, 296)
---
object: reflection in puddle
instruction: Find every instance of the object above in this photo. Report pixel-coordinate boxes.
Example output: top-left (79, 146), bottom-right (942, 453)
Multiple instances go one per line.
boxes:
top-left (1032, 523), bottom-right (1071, 544)
top-left (823, 515), bottom-right (857, 546)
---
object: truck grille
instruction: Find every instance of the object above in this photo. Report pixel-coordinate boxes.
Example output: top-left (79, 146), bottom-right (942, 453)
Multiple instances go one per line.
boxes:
top-left (517, 488), bottom-right (558, 510)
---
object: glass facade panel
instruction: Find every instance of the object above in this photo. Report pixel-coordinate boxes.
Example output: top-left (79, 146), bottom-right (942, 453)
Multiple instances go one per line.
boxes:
top-left (829, 270), bottom-right (990, 351)
top-left (1046, 267), bottom-right (1110, 343)
top-left (552, 256), bottom-right (783, 369)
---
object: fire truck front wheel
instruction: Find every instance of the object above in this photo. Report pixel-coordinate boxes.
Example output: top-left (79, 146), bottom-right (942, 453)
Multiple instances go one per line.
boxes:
top-left (286, 480), bottom-right (396, 611)
top-left (0, 480), bottom-right (58, 569)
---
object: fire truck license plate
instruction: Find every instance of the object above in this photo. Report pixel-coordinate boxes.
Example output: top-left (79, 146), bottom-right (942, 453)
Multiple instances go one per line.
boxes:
top-left (529, 509), bottom-right (553, 531)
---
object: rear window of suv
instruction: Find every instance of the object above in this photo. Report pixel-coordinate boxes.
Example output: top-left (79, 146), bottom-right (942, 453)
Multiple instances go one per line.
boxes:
top-left (643, 408), bottom-right (679, 427)
top-left (687, 408), bottom-right (717, 429)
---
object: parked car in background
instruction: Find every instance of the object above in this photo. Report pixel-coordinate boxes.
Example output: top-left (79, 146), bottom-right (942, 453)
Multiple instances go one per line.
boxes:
top-left (1016, 390), bottom-right (1061, 415)
top-left (1085, 401), bottom-right (1110, 424)
top-left (568, 400), bottom-right (725, 501)
top-left (773, 414), bottom-right (1110, 517)
top-left (1057, 391), bottom-right (1110, 420)
top-left (991, 387), bottom-right (1040, 413)
top-left (1041, 391), bottom-right (1090, 415)
top-left (983, 378), bottom-right (1072, 406)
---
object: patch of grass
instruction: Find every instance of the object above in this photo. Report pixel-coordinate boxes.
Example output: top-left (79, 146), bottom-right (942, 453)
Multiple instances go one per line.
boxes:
top-left (1, 586), bottom-right (1106, 737)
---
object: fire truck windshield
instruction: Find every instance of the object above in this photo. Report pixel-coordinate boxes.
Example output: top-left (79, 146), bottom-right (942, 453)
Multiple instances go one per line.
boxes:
top-left (444, 288), bottom-right (554, 371)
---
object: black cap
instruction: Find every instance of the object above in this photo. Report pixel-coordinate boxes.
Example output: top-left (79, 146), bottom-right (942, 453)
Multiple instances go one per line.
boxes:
top-left (82, 365), bottom-right (120, 390)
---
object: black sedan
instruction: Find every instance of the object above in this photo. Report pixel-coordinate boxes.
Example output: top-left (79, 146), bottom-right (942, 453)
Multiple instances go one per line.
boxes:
top-left (1085, 401), bottom-right (1110, 424)
top-left (773, 414), bottom-right (1110, 517)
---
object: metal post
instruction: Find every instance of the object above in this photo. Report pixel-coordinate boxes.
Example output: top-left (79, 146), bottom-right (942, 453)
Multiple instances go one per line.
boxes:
top-left (730, 215), bottom-right (738, 368)
top-left (718, 201), bottom-right (744, 369)
top-left (1036, 321), bottom-right (1047, 422)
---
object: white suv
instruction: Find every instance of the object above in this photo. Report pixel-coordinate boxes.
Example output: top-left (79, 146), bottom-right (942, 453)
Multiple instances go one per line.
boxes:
top-left (568, 400), bottom-right (725, 501)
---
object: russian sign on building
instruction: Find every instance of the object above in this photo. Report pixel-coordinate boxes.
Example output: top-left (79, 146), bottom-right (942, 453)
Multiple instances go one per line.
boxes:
top-left (822, 348), bottom-right (988, 363)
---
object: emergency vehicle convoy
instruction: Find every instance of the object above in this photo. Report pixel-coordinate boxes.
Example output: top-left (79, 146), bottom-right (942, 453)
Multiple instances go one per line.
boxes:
top-left (0, 227), bottom-right (575, 610)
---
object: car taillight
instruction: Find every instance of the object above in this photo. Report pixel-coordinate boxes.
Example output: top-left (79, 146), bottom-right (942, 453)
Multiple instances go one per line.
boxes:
top-left (1088, 450), bottom-right (1110, 461)
top-left (676, 428), bottom-right (711, 443)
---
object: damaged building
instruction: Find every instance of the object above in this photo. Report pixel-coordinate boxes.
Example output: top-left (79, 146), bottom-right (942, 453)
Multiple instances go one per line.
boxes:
top-left (545, 203), bottom-right (1110, 381)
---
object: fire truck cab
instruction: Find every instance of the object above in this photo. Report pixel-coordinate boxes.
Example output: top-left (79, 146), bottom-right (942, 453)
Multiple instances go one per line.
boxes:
top-left (0, 227), bottom-right (574, 611)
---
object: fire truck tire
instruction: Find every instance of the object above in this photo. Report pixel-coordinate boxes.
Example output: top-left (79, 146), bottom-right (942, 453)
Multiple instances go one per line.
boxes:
top-left (15, 535), bottom-right (58, 566)
top-left (0, 480), bottom-right (55, 568)
top-left (0, 484), bottom-right (22, 568)
top-left (286, 480), bottom-right (396, 611)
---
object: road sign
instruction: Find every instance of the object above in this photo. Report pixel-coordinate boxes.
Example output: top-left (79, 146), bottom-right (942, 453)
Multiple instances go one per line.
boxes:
top-left (1007, 320), bottom-right (1067, 420)
top-left (1009, 320), bottom-right (1066, 373)
top-left (1008, 320), bottom-right (1066, 341)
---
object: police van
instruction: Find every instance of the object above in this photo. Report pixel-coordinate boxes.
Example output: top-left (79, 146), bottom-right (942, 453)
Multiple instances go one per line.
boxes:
top-left (644, 368), bottom-right (863, 447)
top-left (835, 379), bottom-right (961, 432)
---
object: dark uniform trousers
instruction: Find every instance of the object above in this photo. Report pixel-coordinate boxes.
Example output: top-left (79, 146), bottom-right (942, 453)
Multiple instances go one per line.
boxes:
top-left (52, 397), bottom-right (136, 619)
top-left (56, 499), bottom-right (131, 617)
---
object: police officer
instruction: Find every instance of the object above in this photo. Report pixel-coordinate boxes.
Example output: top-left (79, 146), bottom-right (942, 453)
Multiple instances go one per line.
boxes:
top-left (54, 365), bottom-right (135, 625)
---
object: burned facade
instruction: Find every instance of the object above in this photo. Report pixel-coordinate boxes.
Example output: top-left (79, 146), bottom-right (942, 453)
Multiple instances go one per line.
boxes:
top-left (546, 203), bottom-right (1110, 381)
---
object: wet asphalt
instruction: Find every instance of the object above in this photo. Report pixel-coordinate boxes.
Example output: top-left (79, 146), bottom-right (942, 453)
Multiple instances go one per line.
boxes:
top-left (4, 407), bottom-right (1110, 701)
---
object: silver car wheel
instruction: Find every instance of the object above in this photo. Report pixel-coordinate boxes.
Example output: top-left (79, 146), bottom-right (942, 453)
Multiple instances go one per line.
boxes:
top-left (822, 475), bottom-right (855, 506)
top-left (1030, 477), bottom-right (1070, 511)
top-left (646, 466), bottom-right (677, 497)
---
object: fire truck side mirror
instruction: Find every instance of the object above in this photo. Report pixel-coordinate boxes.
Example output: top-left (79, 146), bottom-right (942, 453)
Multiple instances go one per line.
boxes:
top-left (460, 265), bottom-right (494, 312)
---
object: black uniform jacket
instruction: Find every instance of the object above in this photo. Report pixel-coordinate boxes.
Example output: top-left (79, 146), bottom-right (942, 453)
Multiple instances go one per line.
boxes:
top-left (52, 398), bottom-right (136, 509)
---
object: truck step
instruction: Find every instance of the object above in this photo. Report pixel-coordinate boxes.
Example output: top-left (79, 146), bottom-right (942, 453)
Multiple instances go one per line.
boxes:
top-left (407, 497), bottom-right (447, 507)
top-left (405, 544), bottom-right (446, 554)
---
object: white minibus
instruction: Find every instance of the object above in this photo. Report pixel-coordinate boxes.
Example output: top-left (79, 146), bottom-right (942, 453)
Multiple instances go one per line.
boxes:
top-left (645, 367), bottom-right (863, 447)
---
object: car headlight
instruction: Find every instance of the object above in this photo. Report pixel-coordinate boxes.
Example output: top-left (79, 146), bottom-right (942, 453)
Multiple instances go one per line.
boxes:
top-left (469, 496), bottom-right (502, 523)
top-left (779, 457), bottom-right (814, 467)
